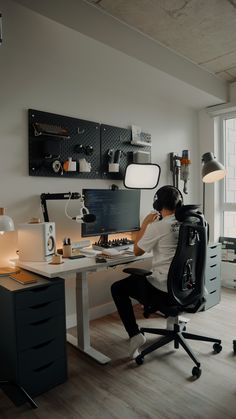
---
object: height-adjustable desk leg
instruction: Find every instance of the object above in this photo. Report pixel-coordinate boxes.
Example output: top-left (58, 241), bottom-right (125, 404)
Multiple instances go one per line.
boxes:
top-left (66, 271), bottom-right (111, 364)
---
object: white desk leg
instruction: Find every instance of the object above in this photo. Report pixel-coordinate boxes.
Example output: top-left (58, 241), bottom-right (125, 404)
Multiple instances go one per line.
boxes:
top-left (66, 271), bottom-right (111, 364)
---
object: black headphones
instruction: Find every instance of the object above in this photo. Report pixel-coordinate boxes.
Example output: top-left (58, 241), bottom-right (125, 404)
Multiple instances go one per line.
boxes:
top-left (153, 185), bottom-right (183, 212)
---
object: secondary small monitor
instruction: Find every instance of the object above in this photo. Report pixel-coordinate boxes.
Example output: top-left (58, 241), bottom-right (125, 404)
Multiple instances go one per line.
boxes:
top-left (81, 189), bottom-right (140, 241)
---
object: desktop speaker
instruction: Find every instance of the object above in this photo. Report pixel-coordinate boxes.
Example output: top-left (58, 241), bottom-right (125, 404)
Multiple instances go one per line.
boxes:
top-left (18, 222), bottom-right (56, 262)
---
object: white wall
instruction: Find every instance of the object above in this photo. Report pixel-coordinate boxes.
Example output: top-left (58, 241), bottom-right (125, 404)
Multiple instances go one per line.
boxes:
top-left (0, 0), bottom-right (204, 320)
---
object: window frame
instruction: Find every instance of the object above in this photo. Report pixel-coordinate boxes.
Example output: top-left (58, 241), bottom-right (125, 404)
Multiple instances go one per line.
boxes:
top-left (219, 111), bottom-right (236, 237)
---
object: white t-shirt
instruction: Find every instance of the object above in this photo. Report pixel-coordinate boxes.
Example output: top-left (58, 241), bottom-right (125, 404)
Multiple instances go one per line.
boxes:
top-left (138, 214), bottom-right (180, 292)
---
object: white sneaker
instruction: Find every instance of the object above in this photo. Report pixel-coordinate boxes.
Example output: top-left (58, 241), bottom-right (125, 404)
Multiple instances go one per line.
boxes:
top-left (129, 333), bottom-right (146, 359)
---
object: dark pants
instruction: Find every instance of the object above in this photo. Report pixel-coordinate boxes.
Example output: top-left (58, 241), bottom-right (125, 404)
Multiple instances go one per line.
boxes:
top-left (111, 274), bottom-right (170, 338)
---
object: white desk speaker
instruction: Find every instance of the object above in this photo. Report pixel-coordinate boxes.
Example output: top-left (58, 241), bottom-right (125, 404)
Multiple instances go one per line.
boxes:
top-left (18, 222), bottom-right (56, 262)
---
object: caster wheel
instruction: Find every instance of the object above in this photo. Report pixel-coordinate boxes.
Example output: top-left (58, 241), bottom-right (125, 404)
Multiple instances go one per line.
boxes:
top-left (213, 343), bottom-right (222, 353)
top-left (233, 340), bottom-right (236, 354)
top-left (192, 366), bottom-right (202, 379)
top-left (136, 355), bottom-right (144, 365)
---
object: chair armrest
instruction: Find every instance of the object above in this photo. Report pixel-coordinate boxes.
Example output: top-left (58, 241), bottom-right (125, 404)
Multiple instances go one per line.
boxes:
top-left (123, 268), bottom-right (152, 276)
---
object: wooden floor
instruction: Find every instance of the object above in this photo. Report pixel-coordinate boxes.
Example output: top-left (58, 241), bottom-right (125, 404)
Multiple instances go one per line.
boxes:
top-left (1, 287), bottom-right (236, 419)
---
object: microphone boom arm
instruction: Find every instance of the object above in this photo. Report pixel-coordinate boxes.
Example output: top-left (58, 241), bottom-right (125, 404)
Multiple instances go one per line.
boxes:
top-left (40, 192), bottom-right (82, 222)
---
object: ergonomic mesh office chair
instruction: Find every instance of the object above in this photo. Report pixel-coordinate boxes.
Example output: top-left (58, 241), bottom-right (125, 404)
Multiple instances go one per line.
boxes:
top-left (123, 205), bottom-right (222, 378)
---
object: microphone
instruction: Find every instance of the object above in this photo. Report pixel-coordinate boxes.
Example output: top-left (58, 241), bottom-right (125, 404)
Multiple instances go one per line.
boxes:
top-left (72, 212), bottom-right (96, 223)
top-left (81, 213), bottom-right (96, 223)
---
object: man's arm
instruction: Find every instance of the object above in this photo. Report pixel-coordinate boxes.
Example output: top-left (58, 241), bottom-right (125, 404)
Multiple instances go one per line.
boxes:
top-left (134, 212), bottom-right (159, 256)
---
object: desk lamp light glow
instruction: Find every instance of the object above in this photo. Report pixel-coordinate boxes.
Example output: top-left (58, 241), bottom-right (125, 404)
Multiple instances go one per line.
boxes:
top-left (0, 208), bottom-right (14, 234)
top-left (0, 208), bottom-right (17, 275)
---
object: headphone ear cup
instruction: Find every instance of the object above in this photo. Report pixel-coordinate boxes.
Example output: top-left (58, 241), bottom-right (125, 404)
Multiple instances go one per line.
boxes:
top-left (177, 189), bottom-right (183, 207)
top-left (153, 192), bottom-right (160, 211)
top-left (153, 186), bottom-right (183, 212)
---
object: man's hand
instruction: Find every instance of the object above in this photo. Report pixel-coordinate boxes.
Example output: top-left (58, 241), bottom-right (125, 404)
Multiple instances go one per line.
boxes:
top-left (142, 211), bottom-right (160, 226)
top-left (134, 211), bottom-right (160, 256)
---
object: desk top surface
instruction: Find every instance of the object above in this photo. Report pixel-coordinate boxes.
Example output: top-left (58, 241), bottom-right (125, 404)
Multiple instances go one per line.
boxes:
top-left (16, 252), bottom-right (152, 278)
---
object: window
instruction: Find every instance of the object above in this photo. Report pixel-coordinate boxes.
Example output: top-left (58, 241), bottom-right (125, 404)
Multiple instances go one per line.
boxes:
top-left (221, 114), bottom-right (236, 237)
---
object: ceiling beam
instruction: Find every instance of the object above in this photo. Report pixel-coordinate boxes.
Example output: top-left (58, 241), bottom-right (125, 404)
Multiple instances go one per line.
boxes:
top-left (12, 0), bottom-right (228, 103)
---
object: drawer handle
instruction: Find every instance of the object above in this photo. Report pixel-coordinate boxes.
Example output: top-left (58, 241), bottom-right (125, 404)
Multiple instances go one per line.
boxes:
top-left (210, 264), bottom-right (217, 268)
top-left (34, 361), bottom-right (54, 372)
top-left (210, 245), bottom-right (217, 249)
top-left (30, 302), bottom-right (51, 310)
top-left (210, 255), bottom-right (217, 259)
top-left (30, 317), bottom-right (51, 326)
top-left (210, 290), bottom-right (216, 295)
top-left (30, 286), bottom-right (50, 293)
top-left (32, 338), bottom-right (55, 350)
top-left (209, 277), bottom-right (217, 282)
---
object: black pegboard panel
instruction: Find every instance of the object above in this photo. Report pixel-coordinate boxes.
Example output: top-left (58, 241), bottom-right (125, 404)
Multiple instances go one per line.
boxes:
top-left (28, 109), bottom-right (100, 179)
top-left (101, 124), bottom-right (151, 180)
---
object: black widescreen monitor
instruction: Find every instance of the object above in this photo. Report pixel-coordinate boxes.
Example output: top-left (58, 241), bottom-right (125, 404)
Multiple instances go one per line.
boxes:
top-left (81, 189), bottom-right (140, 242)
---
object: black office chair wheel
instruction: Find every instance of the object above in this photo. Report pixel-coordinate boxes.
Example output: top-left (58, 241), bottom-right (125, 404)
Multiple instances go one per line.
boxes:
top-left (192, 366), bottom-right (202, 379)
top-left (213, 343), bottom-right (222, 353)
top-left (135, 355), bottom-right (144, 365)
top-left (233, 340), bottom-right (236, 353)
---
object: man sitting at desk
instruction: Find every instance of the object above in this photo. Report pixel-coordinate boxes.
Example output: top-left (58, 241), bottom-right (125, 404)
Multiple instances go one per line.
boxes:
top-left (111, 185), bottom-right (182, 359)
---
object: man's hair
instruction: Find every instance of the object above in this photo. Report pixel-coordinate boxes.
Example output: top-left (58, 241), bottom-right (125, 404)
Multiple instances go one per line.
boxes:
top-left (153, 185), bottom-right (183, 212)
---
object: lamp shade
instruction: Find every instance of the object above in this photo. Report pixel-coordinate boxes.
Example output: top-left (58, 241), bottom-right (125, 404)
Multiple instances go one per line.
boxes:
top-left (124, 163), bottom-right (161, 189)
top-left (0, 208), bottom-right (14, 233)
top-left (202, 152), bottom-right (226, 183)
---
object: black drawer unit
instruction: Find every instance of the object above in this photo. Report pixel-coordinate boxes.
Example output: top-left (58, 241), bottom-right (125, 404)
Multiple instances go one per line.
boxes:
top-left (0, 273), bottom-right (67, 405)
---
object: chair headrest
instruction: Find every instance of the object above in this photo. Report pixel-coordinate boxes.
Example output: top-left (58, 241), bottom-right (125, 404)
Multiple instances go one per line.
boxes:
top-left (175, 204), bottom-right (200, 222)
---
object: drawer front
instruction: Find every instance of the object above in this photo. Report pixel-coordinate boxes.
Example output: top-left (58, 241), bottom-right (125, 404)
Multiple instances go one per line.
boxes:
top-left (19, 356), bottom-right (67, 397)
top-left (15, 281), bottom-right (64, 310)
top-left (16, 299), bottom-right (65, 325)
top-left (205, 275), bottom-right (221, 293)
top-left (204, 288), bottom-right (221, 310)
top-left (206, 244), bottom-right (221, 266)
top-left (18, 334), bottom-right (66, 372)
top-left (17, 314), bottom-right (66, 351)
top-left (205, 264), bottom-right (220, 282)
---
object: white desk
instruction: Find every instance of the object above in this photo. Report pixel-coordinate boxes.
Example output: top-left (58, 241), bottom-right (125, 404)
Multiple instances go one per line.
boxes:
top-left (17, 252), bottom-right (152, 364)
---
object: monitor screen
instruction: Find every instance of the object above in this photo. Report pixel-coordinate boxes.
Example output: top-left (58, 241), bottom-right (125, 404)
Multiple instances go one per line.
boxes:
top-left (81, 189), bottom-right (140, 238)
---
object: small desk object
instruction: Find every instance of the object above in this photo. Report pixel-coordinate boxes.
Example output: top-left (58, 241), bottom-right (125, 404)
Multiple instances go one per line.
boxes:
top-left (17, 252), bottom-right (151, 364)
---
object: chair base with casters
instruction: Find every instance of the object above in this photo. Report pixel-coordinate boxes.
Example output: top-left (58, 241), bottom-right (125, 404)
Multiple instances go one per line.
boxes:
top-left (137, 314), bottom-right (222, 379)
top-left (123, 264), bottom-right (222, 379)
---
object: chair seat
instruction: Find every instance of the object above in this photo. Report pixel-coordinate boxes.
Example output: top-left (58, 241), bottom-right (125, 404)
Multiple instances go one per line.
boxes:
top-left (143, 302), bottom-right (182, 318)
top-left (123, 267), bottom-right (152, 277)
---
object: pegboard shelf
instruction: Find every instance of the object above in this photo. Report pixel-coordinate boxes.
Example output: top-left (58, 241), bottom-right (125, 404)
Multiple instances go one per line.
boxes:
top-left (28, 109), bottom-right (151, 180)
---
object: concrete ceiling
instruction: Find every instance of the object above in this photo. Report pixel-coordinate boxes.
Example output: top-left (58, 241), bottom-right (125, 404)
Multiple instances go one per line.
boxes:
top-left (85, 0), bottom-right (236, 83)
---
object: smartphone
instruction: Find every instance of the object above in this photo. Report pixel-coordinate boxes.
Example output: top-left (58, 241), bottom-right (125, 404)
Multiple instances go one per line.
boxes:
top-left (68, 255), bottom-right (86, 259)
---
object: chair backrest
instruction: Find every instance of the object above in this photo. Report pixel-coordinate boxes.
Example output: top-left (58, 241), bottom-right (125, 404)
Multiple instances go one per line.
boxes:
top-left (167, 205), bottom-right (208, 310)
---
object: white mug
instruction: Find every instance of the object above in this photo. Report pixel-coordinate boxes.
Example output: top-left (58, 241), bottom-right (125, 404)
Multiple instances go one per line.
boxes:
top-left (64, 157), bottom-right (77, 172)
top-left (79, 158), bottom-right (91, 173)
top-left (108, 163), bottom-right (119, 173)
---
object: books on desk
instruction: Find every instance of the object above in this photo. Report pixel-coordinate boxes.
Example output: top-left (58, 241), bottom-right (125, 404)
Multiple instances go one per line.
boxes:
top-left (9, 270), bottom-right (38, 285)
top-left (0, 267), bottom-right (20, 276)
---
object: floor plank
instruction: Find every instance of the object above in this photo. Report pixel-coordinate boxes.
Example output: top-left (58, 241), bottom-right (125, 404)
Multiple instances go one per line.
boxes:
top-left (1, 288), bottom-right (236, 418)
